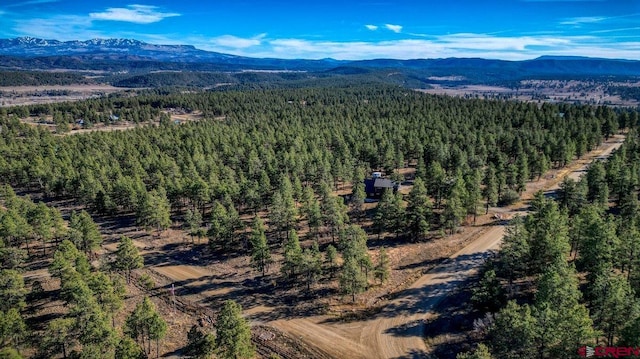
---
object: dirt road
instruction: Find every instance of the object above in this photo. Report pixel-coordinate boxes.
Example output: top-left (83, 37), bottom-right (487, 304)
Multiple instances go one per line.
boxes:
top-left (270, 135), bottom-right (625, 359)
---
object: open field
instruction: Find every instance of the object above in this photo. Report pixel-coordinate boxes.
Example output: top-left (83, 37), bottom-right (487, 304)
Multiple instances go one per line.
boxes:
top-left (0, 84), bottom-right (132, 107)
top-left (420, 80), bottom-right (640, 107)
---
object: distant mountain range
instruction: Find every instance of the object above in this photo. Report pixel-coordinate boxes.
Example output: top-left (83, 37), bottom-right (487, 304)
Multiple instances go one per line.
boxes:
top-left (0, 37), bottom-right (639, 84)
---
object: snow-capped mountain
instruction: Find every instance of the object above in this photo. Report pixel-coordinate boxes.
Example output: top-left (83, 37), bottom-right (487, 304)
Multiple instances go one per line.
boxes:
top-left (0, 37), bottom-right (236, 61)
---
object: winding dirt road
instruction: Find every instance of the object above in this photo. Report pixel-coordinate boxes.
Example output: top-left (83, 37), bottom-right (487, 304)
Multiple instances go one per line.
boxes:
top-left (270, 135), bottom-right (625, 359)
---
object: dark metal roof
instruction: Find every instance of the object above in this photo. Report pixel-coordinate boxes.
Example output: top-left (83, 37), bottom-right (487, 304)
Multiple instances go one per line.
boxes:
top-left (374, 178), bottom-right (396, 188)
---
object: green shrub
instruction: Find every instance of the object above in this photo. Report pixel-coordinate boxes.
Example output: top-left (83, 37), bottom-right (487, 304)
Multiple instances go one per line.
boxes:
top-left (138, 273), bottom-right (155, 291)
top-left (499, 189), bottom-right (520, 206)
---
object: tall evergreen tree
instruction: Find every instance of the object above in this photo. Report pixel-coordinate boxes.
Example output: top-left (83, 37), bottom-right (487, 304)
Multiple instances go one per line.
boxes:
top-left (215, 300), bottom-right (255, 359)
top-left (114, 236), bottom-right (144, 284)
top-left (373, 247), bottom-right (390, 284)
top-left (249, 216), bottom-right (271, 276)
top-left (406, 178), bottom-right (431, 240)
top-left (339, 256), bottom-right (367, 302)
top-left (281, 229), bottom-right (302, 281)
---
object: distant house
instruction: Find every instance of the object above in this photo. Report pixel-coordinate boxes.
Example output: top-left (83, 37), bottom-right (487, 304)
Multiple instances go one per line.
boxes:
top-left (109, 114), bottom-right (120, 121)
top-left (364, 177), bottom-right (401, 198)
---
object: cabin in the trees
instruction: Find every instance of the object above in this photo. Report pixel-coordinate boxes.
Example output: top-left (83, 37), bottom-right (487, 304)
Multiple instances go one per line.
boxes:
top-left (364, 172), bottom-right (401, 198)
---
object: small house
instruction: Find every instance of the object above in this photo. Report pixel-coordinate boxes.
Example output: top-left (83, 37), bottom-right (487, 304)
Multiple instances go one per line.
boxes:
top-left (364, 176), bottom-right (401, 198)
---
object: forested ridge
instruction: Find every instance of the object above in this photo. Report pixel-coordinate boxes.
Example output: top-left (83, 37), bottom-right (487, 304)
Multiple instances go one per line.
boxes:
top-left (0, 71), bottom-right (95, 87)
top-left (1, 84), bottom-right (639, 358)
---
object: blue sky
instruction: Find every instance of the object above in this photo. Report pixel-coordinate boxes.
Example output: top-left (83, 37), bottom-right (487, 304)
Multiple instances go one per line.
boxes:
top-left (0, 0), bottom-right (638, 60)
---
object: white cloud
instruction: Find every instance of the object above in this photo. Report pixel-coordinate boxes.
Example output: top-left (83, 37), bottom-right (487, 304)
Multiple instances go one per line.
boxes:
top-left (209, 34), bottom-right (265, 49)
top-left (385, 24), bottom-right (403, 33)
top-left (200, 32), bottom-right (640, 61)
top-left (89, 5), bottom-right (180, 24)
top-left (560, 16), bottom-right (606, 26)
top-left (365, 24), bottom-right (378, 31)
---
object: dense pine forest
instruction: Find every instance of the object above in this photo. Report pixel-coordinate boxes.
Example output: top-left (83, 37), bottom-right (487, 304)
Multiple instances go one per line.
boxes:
top-left (1, 84), bottom-right (639, 358)
top-left (458, 128), bottom-right (640, 359)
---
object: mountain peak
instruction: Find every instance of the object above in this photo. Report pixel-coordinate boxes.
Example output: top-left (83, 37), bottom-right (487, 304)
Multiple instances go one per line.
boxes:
top-left (0, 36), bottom-right (239, 62)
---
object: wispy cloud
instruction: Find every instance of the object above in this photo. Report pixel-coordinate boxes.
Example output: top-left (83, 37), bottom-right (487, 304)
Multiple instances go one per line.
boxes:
top-left (385, 24), bottom-right (403, 33)
top-left (590, 26), bottom-right (640, 34)
top-left (89, 5), bottom-right (180, 24)
top-left (560, 16), bottom-right (607, 26)
top-left (365, 24), bottom-right (378, 31)
top-left (4, 0), bottom-right (59, 7)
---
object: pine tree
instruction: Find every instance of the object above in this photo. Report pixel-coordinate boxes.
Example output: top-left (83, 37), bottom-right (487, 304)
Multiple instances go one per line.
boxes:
top-left (137, 189), bottom-right (172, 233)
top-left (0, 308), bottom-right (25, 350)
top-left (483, 165), bottom-right (498, 214)
top-left (374, 189), bottom-right (404, 239)
top-left (208, 201), bottom-right (228, 250)
top-left (184, 325), bottom-right (215, 359)
top-left (124, 297), bottom-right (166, 357)
top-left (586, 161), bottom-right (609, 208)
top-left (456, 344), bottom-right (493, 359)
top-left (573, 205), bottom-right (619, 283)
top-left (184, 208), bottom-right (203, 244)
top-left (69, 210), bottom-right (102, 254)
top-left (533, 265), bottom-right (596, 357)
top-left (471, 268), bottom-right (505, 313)
top-left (322, 194), bottom-right (349, 242)
top-left (300, 241), bottom-right (322, 292)
top-left (114, 236), bottom-right (144, 284)
top-left (373, 247), bottom-right (390, 284)
top-left (0, 270), bottom-right (26, 312)
top-left (115, 336), bottom-right (145, 359)
top-left (215, 300), bottom-right (255, 359)
top-left (42, 318), bottom-right (75, 359)
top-left (489, 301), bottom-right (537, 359)
top-left (350, 181), bottom-right (366, 215)
top-left (465, 169), bottom-right (482, 223)
top-left (249, 216), bottom-right (271, 276)
top-left (426, 161), bottom-right (446, 208)
top-left (405, 178), bottom-right (431, 240)
top-left (496, 216), bottom-right (530, 290)
top-left (325, 244), bottom-right (337, 275)
top-left (442, 176), bottom-right (467, 235)
top-left (525, 198), bottom-right (571, 275)
top-left (281, 229), bottom-right (302, 280)
top-left (339, 256), bottom-right (367, 302)
top-left (589, 271), bottom-right (638, 346)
